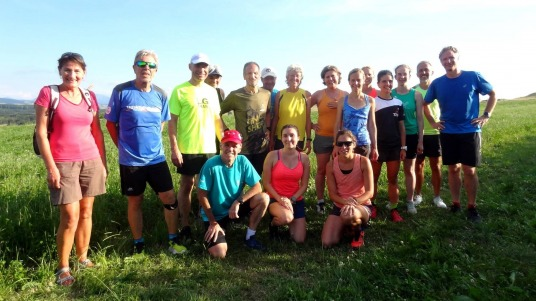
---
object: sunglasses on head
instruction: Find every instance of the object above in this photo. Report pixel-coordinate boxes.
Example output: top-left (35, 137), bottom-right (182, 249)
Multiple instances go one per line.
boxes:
top-left (336, 141), bottom-right (353, 147)
top-left (135, 61), bottom-right (157, 69)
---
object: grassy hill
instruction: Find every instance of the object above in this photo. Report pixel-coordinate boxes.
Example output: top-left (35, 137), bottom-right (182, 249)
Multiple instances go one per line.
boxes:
top-left (0, 99), bottom-right (535, 300)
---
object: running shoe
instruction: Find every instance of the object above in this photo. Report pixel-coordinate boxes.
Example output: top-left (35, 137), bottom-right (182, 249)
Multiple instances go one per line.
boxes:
top-left (407, 201), bottom-right (417, 214)
top-left (467, 207), bottom-right (482, 223)
top-left (370, 204), bottom-right (377, 219)
top-left (168, 239), bottom-right (187, 255)
top-left (244, 235), bottom-right (267, 251)
top-left (316, 201), bottom-right (325, 214)
top-left (390, 209), bottom-right (404, 222)
top-left (133, 241), bottom-right (145, 254)
top-left (351, 231), bottom-right (365, 249)
top-left (450, 203), bottom-right (461, 213)
top-left (433, 196), bottom-right (447, 208)
top-left (413, 195), bottom-right (423, 206)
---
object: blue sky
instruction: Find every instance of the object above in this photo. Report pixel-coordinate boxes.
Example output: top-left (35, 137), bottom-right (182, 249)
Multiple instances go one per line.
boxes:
top-left (1, 0), bottom-right (534, 101)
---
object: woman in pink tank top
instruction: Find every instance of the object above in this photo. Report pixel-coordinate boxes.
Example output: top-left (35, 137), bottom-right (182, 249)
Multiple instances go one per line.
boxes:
top-left (321, 130), bottom-right (373, 249)
top-left (263, 124), bottom-right (311, 243)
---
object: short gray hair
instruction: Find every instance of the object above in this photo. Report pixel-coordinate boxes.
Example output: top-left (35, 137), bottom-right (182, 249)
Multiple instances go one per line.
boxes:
top-left (134, 49), bottom-right (159, 65)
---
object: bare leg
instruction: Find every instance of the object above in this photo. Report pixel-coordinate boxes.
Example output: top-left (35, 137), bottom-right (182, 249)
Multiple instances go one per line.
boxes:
top-left (159, 189), bottom-right (179, 235)
top-left (75, 197), bottom-right (94, 262)
top-left (321, 215), bottom-right (344, 248)
top-left (314, 153), bottom-right (331, 200)
top-left (248, 193), bottom-right (269, 230)
top-left (429, 157), bottom-right (442, 197)
top-left (57, 201), bottom-right (80, 269)
top-left (415, 156), bottom-right (425, 196)
top-left (127, 195), bottom-right (144, 239)
top-left (448, 164), bottom-right (462, 203)
top-left (403, 158), bottom-right (416, 201)
top-left (386, 161), bottom-right (401, 205)
top-left (289, 218), bottom-right (306, 243)
top-left (177, 175), bottom-right (195, 228)
top-left (371, 161), bottom-right (383, 202)
top-left (462, 165), bottom-right (478, 206)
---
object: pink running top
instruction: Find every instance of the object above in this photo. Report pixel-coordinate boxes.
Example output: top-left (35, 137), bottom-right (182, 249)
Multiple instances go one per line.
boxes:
top-left (269, 150), bottom-right (304, 201)
top-left (332, 154), bottom-right (370, 208)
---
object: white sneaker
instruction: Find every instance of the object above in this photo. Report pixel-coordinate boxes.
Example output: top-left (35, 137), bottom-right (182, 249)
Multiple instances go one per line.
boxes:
top-left (407, 201), bottom-right (417, 214)
top-left (413, 195), bottom-right (423, 206)
top-left (433, 196), bottom-right (447, 208)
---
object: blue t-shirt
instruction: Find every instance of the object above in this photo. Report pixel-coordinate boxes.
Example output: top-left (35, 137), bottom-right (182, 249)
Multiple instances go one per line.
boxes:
top-left (342, 95), bottom-right (371, 146)
top-left (104, 81), bottom-right (170, 166)
top-left (198, 155), bottom-right (261, 221)
top-left (425, 71), bottom-right (493, 134)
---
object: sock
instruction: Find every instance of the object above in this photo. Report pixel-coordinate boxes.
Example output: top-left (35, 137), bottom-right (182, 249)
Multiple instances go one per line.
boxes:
top-left (467, 204), bottom-right (476, 209)
top-left (246, 228), bottom-right (256, 240)
top-left (134, 237), bottom-right (144, 244)
top-left (390, 202), bottom-right (398, 209)
top-left (452, 201), bottom-right (461, 207)
top-left (168, 233), bottom-right (178, 241)
top-left (317, 199), bottom-right (325, 204)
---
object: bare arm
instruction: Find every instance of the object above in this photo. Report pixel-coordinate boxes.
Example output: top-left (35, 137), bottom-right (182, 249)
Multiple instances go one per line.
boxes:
top-left (367, 97), bottom-right (378, 161)
top-left (399, 120), bottom-right (406, 161)
top-left (293, 153), bottom-right (311, 199)
top-left (354, 156), bottom-right (373, 204)
top-left (105, 120), bottom-right (119, 147)
top-left (334, 97), bottom-right (344, 139)
top-left (471, 90), bottom-right (497, 128)
top-left (35, 105), bottom-right (60, 189)
top-left (304, 91), bottom-right (312, 154)
top-left (91, 113), bottom-right (108, 172)
top-left (415, 91), bottom-right (424, 153)
top-left (168, 113), bottom-right (183, 167)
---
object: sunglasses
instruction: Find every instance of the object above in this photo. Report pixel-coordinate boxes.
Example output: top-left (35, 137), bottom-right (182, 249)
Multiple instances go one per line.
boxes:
top-left (336, 141), bottom-right (353, 147)
top-left (135, 61), bottom-right (157, 69)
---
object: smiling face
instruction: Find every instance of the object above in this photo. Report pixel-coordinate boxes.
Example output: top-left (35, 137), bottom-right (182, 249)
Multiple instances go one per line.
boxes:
top-left (349, 71), bottom-right (364, 93)
top-left (417, 62), bottom-right (433, 83)
top-left (133, 55), bottom-right (157, 85)
top-left (261, 75), bottom-right (276, 91)
top-left (286, 70), bottom-right (302, 89)
top-left (59, 60), bottom-right (85, 89)
top-left (205, 74), bottom-right (221, 88)
top-left (440, 49), bottom-right (459, 73)
top-left (336, 133), bottom-right (356, 156)
top-left (189, 62), bottom-right (210, 82)
top-left (395, 65), bottom-right (410, 87)
top-left (378, 73), bottom-right (393, 94)
top-left (363, 67), bottom-right (374, 87)
top-left (220, 141), bottom-right (242, 166)
top-left (243, 63), bottom-right (260, 87)
top-left (323, 70), bottom-right (339, 88)
top-left (281, 125), bottom-right (300, 149)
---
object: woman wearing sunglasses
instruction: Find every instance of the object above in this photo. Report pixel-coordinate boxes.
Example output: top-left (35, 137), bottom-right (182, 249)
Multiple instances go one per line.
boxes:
top-left (321, 130), bottom-right (373, 248)
top-left (34, 52), bottom-right (107, 286)
top-left (263, 124), bottom-right (311, 242)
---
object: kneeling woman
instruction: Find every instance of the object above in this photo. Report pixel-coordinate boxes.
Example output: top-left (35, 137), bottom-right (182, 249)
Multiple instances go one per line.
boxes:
top-left (321, 130), bottom-right (373, 248)
top-left (263, 124), bottom-right (310, 243)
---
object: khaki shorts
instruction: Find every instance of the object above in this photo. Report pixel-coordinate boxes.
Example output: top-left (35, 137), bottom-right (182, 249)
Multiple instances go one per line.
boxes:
top-left (49, 158), bottom-right (106, 206)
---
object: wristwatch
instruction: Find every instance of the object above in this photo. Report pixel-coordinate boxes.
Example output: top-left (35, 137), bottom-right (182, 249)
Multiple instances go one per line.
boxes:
top-left (236, 196), bottom-right (244, 205)
top-left (290, 196), bottom-right (297, 204)
top-left (483, 111), bottom-right (491, 118)
top-left (401, 146), bottom-right (408, 151)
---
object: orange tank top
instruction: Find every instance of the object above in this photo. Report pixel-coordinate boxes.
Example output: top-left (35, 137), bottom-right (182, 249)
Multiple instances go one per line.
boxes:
top-left (316, 89), bottom-right (343, 137)
top-left (332, 155), bottom-right (369, 208)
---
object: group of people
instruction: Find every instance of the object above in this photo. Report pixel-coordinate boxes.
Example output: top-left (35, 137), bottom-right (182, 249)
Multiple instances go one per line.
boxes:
top-left (34, 46), bottom-right (496, 286)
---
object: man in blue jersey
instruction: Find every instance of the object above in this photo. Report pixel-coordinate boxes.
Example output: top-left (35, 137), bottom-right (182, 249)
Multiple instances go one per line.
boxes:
top-left (105, 50), bottom-right (186, 254)
top-left (198, 130), bottom-right (269, 258)
top-left (262, 67), bottom-right (279, 146)
top-left (424, 46), bottom-right (497, 222)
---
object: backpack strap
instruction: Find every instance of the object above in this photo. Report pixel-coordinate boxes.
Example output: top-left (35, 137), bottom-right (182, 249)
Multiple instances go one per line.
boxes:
top-left (79, 88), bottom-right (93, 112)
top-left (47, 85), bottom-right (60, 133)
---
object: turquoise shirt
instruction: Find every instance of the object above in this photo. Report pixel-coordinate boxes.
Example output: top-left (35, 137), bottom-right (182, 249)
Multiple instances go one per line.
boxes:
top-left (198, 155), bottom-right (261, 221)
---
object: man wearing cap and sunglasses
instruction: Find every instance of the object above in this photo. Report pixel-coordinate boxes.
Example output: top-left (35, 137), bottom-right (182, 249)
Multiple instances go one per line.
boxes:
top-left (105, 49), bottom-right (186, 255)
top-left (198, 130), bottom-right (270, 258)
top-left (262, 67), bottom-right (279, 145)
top-left (205, 65), bottom-right (225, 103)
top-left (168, 53), bottom-right (224, 243)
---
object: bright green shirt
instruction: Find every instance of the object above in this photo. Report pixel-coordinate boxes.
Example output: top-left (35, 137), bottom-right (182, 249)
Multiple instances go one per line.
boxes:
top-left (169, 82), bottom-right (220, 154)
top-left (415, 85), bottom-right (440, 135)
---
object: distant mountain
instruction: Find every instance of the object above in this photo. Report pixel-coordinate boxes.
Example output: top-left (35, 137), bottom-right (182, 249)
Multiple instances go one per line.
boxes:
top-left (0, 98), bottom-right (33, 105)
top-left (0, 94), bottom-right (110, 107)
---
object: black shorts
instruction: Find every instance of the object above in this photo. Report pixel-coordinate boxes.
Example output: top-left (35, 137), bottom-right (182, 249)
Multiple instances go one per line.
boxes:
top-left (377, 147), bottom-right (400, 163)
top-left (269, 198), bottom-right (306, 219)
top-left (120, 161), bottom-right (174, 196)
top-left (440, 132), bottom-right (481, 167)
top-left (355, 144), bottom-right (371, 157)
top-left (274, 139), bottom-right (305, 152)
top-left (177, 153), bottom-right (214, 176)
top-left (418, 135), bottom-right (441, 159)
top-left (405, 134), bottom-right (418, 159)
top-left (244, 151), bottom-right (268, 176)
top-left (313, 135), bottom-right (334, 154)
top-left (203, 202), bottom-right (253, 249)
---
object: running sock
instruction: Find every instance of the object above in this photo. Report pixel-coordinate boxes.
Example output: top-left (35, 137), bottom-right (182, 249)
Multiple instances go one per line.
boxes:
top-left (467, 204), bottom-right (476, 209)
top-left (134, 237), bottom-right (144, 244)
top-left (246, 228), bottom-right (256, 240)
top-left (452, 201), bottom-right (461, 207)
top-left (168, 233), bottom-right (178, 241)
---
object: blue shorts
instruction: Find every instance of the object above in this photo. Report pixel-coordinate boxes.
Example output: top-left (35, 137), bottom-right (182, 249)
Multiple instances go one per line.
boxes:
top-left (270, 198), bottom-right (306, 219)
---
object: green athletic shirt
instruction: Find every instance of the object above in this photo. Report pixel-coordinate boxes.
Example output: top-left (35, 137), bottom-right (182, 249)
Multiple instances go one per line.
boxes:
top-left (220, 87), bottom-right (270, 154)
top-left (415, 85), bottom-right (440, 135)
top-left (169, 82), bottom-right (220, 154)
top-left (392, 88), bottom-right (418, 135)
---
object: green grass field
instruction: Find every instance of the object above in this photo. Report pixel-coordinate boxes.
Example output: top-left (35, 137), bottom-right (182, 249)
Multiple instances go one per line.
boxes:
top-left (1, 99), bottom-right (535, 300)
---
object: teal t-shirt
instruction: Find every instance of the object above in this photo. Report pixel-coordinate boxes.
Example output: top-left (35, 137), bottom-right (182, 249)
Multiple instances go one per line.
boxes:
top-left (198, 155), bottom-right (261, 221)
top-left (392, 88), bottom-right (418, 135)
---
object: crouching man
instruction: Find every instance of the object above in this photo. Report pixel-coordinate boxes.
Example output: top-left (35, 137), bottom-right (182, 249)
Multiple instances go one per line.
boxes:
top-left (198, 130), bottom-right (269, 258)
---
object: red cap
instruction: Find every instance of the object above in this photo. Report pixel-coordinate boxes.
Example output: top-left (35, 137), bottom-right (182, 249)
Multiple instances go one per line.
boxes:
top-left (221, 130), bottom-right (242, 144)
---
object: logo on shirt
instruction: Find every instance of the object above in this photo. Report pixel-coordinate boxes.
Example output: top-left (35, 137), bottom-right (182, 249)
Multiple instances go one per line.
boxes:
top-left (199, 98), bottom-right (209, 108)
